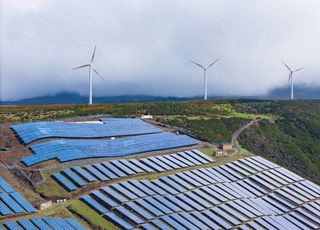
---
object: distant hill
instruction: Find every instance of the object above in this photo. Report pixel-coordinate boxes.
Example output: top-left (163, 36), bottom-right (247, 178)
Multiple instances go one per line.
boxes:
top-left (266, 85), bottom-right (320, 99)
top-left (1, 84), bottom-right (319, 105)
top-left (0, 92), bottom-right (198, 106)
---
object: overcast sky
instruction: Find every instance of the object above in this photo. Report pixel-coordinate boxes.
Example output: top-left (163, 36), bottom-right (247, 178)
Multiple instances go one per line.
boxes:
top-left (1, 0), bottom-right (320, 100)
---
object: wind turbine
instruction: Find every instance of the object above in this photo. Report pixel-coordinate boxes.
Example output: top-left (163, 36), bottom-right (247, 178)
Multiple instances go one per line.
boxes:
top-left (190, 59), bottom-right (220, 100)
top-left (282, 61), bottom-right (305, 100)
top-left (73, 45), bottom-right (103, 105)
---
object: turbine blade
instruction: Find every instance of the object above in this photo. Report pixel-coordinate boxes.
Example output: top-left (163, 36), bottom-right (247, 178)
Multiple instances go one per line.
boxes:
top-left (91, 44), bottom-right (97, 63)
top-left (72, 64), bottom-right (88, 70)
top-left (282, 60), bottom-right (292, 72)
top-left (294, 67), bottom-right (305, 72)
top-left (190, 60), bottom-right (205, 69)
top-left (288, 73), bottom-right (292, 83)
top-left (92, 67), bottom-right (103, 79)
top-left (208, 58), bottom-right (220, 68)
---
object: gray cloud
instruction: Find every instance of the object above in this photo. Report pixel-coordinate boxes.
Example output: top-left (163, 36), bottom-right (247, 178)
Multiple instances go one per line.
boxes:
top-left (1, 0), bottom-right (320, 100)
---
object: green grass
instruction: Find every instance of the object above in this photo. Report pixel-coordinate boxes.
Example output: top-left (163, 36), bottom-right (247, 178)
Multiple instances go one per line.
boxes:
top-left (69, 199), bottom-right (118, 230)
top-left (35, 170), bottom-right (71, 199)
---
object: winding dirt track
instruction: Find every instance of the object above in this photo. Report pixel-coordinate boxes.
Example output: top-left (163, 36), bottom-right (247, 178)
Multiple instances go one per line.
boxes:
top-left (231, 119), bottom-right (262, 156)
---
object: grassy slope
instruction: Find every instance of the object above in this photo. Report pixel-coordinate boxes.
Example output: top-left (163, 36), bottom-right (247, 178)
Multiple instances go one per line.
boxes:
top-left (239, 100), bottom-right (320, 184)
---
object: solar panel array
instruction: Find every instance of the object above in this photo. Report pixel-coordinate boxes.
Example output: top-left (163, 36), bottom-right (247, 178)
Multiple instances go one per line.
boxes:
top-left (0, 217), bottom-right (85, 230)
top-left (52, 149), bottom-right (214, 191)
top-left (0, 176), bottom-right (36, 216)
top-left (11, 118), bottom-right (162, 144)
top-left (80, 156), bottom-right (320, 230)
top-left (23, 132), bottom-right (198, 166)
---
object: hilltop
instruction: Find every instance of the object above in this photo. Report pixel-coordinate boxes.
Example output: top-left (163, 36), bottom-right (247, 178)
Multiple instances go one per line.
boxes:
top-left (1, 99), bottom-right (319, 185)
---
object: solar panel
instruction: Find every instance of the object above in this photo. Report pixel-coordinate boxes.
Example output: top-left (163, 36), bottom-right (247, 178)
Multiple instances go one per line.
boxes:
top-left (114, 206), bottom-right (145, 225)
top-left (140, 158), bottom-right (165, 172)
top-left (51, 173), bottom-right (78, 191)
top-left (153, 194), bottom-right (182, 213)
top-left (160, 215), bottom-right (186, 230)
top-left (203, 210), bottom-right (232, 229)
top-left (111, 184), bottom-right (138, 200)
top-left (179, 212), bottom-right (209, 230)
top-left (124, 201), bottom-right (154, 220)
top-left (162, 154), bottom-right (188, 167)
top-left (12, 118), bottom-right (163, 144)
top-left (191, 149), bottom-right (215, 162)
top-left (118, 160), bottom-right (144, 174)
top-left (176, 152), bottom-right (201, 165)
top-left (71, 166), bottom-right (97, 182)
top-left (210, 207), bottom-right (241, 225)
top-left (24, 132), bottom-right (198, 166)
top-left (128, 159), bottom-right (154, 173)
top-left (148, 157), bottom-right (172, 171)
top-left (17, 219), bottom-right (37, 230)
top-left (62, 169), bottom-right (86, 187)
top-left (101, 186), bottom-right (128, 203)
top-left (184, 191), bottom-right (212, 208)
top-left (91, 190), bottom-right (119, 208)
top-left (169, 213), bottom-right (199, 229)
top-left (4, 221), bottom-right (22, 230)
top-left (155, 155), bottom-right (180, 169)
top-left (30, 218), bottom-right (51, 229)
top-left (134, 199), bottom-right (164, 216)
top-left (170, 153), bottom-right (194, 167)
top-left (185, 151), bottom-right (208, 164)
top-left (83, 165), bottom-right (109, 181)
top-left (191, 211), bottom-right (220, 229)
top-left (140, 180), bottom-right (167, 195)
top-left (81, 195), bottom-right (109, 214)
top-left (184, 171), bottom-right (210, 186)
top-left (10, 192), bottom-right (36, 213)
top-left (149, 219), bottom-right (171, 230)
top-left (167, 174), bottom-right (194, 190)
top-left (101, 162), bottom-right (127, 177)
top-left (176, 194), bottom-right (205, 211)
top-left (191, 170), bottom-right (217, 184)
top-left (143, 196), bottom-right (173, 215)
top-left (0, 177), bottom-right (15, 193)
top-left (128, 180), bottom-right (156, 196)
top-left (65, 218), bottom-right (86, 230)
top-left (118, 182), bottom-right (147, 198)
top-left (192, 188), bottom-right (220, 205)
top-left (103, 212), bottom-right (135, 229)
top-left (152, 180), bottom-right (179, 195)
top-left (93, 163), bottom-right (119, 179)
top-left (164, 194), bottom-right (193, 212)
top-left (159, 176), bottom-right (187, 193)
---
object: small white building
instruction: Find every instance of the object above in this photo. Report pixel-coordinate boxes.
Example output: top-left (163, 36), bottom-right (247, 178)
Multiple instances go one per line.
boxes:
top-left (141, 115), bottom-right (153, 119)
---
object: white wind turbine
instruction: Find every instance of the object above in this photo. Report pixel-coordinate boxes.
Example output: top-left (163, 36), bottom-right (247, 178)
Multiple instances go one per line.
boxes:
top-left (282, 61), bottom-right (305, 100)
top-left (190, 59), bottom-right (220, 100)
top-left (73, 45), bottom-right (103, 105)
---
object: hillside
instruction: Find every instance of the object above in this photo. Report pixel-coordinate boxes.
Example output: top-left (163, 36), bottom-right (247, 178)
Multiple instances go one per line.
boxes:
top-left (1, 99), bottom-right (319, 184)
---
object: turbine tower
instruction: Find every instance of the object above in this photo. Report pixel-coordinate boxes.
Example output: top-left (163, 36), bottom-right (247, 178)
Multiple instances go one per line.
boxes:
top-left (73, 45), bottom-right (103, 105)
top-left (282, 61), bottom-right (305, 100)
top-left (190, 59), bottom-right (220, 100)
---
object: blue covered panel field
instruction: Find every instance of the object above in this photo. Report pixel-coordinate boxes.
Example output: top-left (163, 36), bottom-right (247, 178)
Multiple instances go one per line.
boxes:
top-left (11, 118), bottom-right (162, 144)
top-left (23, 132), bottom-right (198, 166)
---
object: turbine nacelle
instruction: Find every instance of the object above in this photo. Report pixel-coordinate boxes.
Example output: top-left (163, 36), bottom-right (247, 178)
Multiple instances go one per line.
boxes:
top-left (72, 45), bottom-right (103, 104)
top-left (190, 58), bottom-right (220, 100)
top-left (282, 60), bottom-right (305, 100)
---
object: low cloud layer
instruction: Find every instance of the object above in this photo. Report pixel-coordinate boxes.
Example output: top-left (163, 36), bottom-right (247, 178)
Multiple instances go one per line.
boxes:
top-left (1, 0), bottom-right (320, 100)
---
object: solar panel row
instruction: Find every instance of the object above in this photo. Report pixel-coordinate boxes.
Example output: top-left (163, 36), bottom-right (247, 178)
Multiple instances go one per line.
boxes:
top-left (0, 176), bottom-right (36, 216)
top-left (52, 149), bottom-right (213, 191)
top-left (11, 118), bottom-right (162, 144)
top-left (23, 132), bottom-right (198, 166)
top-left (1, 217), bottom-right (85, 230)
top-left (80, 156), bottom-right (320, 229)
